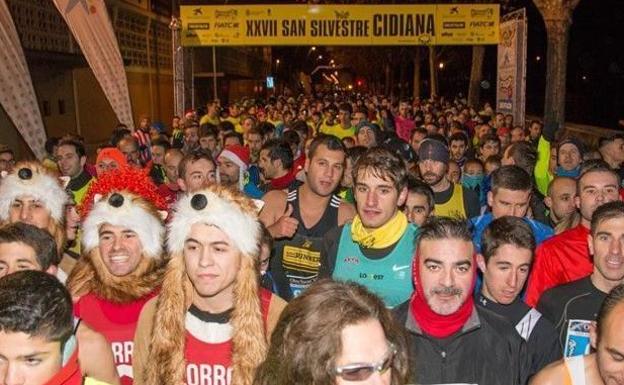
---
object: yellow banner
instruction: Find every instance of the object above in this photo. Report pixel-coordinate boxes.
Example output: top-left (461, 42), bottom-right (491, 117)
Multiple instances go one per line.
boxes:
top-left (180, 4), bottom-right (499, 46)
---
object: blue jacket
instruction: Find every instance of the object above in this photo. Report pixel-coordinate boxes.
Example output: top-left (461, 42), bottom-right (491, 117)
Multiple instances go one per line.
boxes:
top-left (469, 213), bottom-right (554, 253)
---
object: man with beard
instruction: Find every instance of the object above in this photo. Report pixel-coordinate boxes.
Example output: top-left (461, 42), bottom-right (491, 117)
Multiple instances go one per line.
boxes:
top-left (217, 144), bottom-right (264, 199)
top-left (537, 201), bottom-right (624, 358)
top-left (132, 185), bottom-right (286, 385)
top-left (530, 284), bottom-right (624, 385)
top-left (526, 163), bottom-right (621, 306)
top-left (544, 176), bottom-right (578, 230)
top-left (394, 217), bottom-right (528, 385)
top-left (55, 138), bottom-right (94, 206)
top-left (319, 148), bottom-right (416, 308)
top-left (418, 139), bottom-right (480, 219)
top-left (260, 135), bottom-right (355, 300)
top-left (257, 139), bottom-right (296, 192)
top-left (67, 168), bottom-right (167, 384)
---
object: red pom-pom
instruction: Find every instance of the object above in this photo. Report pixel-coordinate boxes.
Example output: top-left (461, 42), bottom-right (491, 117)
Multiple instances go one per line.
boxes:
top-left (79, 168), bottom-right (167, 219)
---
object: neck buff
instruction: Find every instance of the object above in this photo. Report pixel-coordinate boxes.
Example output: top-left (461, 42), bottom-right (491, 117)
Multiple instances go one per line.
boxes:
top-left (556, 165), bottom-right (581, 178)
top-left (351, 211), bottom-right (408, 249)
top-left (409, 253), bottom-right (476, 338)
top-left (461, 174), bottom-right (484, 190)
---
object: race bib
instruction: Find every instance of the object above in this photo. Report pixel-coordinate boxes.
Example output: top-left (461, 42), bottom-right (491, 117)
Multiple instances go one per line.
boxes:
top-left (564, 319), bottom-right (592, 357)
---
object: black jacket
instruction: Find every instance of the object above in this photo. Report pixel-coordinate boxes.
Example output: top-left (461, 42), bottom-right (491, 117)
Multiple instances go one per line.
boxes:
top-left (476, 294), bottom-right (562, 377)
top-left (394, 301), bottom-right (530, 385)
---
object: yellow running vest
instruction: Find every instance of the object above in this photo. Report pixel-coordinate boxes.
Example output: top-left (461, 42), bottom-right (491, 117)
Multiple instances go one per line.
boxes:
top-left (434, 183), bottom-right (467, 219)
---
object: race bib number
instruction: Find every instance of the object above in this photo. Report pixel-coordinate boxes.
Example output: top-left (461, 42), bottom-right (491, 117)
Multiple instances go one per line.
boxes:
top-left (564, 319), bottom-right (592, 357)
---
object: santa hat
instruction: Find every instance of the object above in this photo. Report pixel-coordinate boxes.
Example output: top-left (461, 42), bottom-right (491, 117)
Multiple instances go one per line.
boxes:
top-left (0, 161), bottom-right (69, 223)
top-left (218, 145), bottom-right (250, 191)
top-left (80, 168), bottom-right (166, 259)
top-left (145, 185), bottom-right (266, 385)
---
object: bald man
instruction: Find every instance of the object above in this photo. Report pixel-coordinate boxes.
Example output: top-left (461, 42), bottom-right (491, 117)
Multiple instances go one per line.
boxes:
top-left (544, 176), bottom-right (577, 229)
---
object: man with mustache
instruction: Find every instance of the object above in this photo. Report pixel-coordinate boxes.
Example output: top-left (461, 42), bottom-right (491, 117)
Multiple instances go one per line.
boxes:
top-left (418, 139), bottom-right (480, 219)
top-left (394, 217), bottom-right (528, 385)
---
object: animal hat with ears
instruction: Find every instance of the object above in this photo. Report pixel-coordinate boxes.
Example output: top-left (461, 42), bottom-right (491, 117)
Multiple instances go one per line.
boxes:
top-left (143, 184), bottom-right (266, 385)
top-left (67, 168), bottom-right (167, 303)
top-left (0, 161), bottom-right (70, 256)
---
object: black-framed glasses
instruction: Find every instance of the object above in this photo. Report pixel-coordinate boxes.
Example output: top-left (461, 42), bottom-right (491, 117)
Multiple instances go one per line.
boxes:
top-left (334, 343), bottom-right (396, 382)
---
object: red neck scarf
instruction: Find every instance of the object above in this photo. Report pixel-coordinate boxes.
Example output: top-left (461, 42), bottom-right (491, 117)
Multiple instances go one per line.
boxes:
top-left (409, 254), bottom-right (476, 338)
top-left (270, 170), bottom-right (296, 190)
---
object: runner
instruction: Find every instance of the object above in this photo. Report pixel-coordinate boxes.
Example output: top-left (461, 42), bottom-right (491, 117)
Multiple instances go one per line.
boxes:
top-left (133, 185), bottom-right (286, 385)
top-left (477, 216), bottom-right (561, 375)
top-left (67, 168), bottom-right (167, 384)
top-left (394, 217), bottom-right (527, 385)
top-left (537, 201), bottom-right (624, 357)
top-left (320, 147), bottom-right (416, 308)
top-left (260, 135), bottom-right (355, 299)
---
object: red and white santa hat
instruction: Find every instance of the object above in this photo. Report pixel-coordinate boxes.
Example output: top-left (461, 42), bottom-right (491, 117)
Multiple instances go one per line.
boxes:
top-left (0, 161), bottom-right (69, 223)
top-left (80, 168), bottom-right (167, 259)
top-left (218, 144), bottom-right (250, 171)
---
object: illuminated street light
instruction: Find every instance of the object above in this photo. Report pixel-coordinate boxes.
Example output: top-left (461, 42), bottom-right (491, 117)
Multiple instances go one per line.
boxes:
top-left (536, 56), bottom-right (541, 61)
top-left (276, 59), bottom-right (280, 64)
top-left (318, 55), bottom-right (323, 60)
top-left (311, 46), bottom-right (316, 51)
top-left (438, 62), bottom-right (444, 69)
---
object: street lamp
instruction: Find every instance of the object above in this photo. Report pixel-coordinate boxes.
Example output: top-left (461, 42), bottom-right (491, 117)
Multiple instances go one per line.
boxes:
top-left (438, 62), bottom-right (444, 69)
top-left (311, 46), bottom-right (316, 51)
top-left (276, 59), bottom-right (280, 64)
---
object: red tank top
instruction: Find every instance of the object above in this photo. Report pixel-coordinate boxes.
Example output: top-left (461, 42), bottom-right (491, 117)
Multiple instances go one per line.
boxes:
top-left (74, 290), bottom-right (158, 385)
top-left (44, 349), bottom-right (82, 385)
top-left (183, 289), bottom-right (273, 385)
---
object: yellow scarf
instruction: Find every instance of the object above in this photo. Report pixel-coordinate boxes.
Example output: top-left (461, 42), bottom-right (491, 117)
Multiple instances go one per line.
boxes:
top-left (351, 211), bottom-right (409, 249)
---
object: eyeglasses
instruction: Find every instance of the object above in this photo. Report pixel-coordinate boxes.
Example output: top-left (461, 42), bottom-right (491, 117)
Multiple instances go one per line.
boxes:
top-left (334, 344), bottom-right (396, 382)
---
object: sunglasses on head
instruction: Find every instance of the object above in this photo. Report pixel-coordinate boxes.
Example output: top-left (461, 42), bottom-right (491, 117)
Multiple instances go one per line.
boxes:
top-left (334, 344), bottom-right (396, 382)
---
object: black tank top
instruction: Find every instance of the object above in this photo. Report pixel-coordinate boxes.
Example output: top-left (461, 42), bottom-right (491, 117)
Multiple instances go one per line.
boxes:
top-left (271, 188), bottom-right (341, 300)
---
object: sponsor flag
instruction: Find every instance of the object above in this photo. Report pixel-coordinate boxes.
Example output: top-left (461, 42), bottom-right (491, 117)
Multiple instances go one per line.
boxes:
top-left (0, 0), bottom-right (47, 158)
top-left (53, 0), bottom-right (134, 129)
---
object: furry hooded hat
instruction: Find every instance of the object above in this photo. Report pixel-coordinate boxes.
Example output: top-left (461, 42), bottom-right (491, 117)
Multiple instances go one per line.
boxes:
top-left (0, 161), bottom-right (68, 256)
top-left (67, 169), bottom-right (166, 302)
top-left (143, 184), bottom-right (266, 385)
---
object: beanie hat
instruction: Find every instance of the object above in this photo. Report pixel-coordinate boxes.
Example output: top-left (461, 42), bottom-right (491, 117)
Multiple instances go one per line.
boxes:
top-left (356, 121), bottom-right (382, 140)
top-left (80, 168), bottom-right (166, 259)
top-left (218, 144), bottom-right (250, 191)
top-left (96, 148), bottom-right (128, 170)
top-left (418, 138), bottom-right (450, 164)
top-left (558, 137), bottom-right (585, 157)
top-left (0, 161), bottom-right (69, 223)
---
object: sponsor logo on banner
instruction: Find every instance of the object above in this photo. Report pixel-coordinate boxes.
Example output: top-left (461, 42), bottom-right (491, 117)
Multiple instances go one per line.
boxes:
top-left (180, 4), bottom-right (499, 46)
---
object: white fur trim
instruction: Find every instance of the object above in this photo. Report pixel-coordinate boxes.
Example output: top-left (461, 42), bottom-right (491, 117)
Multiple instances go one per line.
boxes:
top-left (82, 192), bottom-right (164, 259)
top-left (218, 150), bottom-right (248, 171)
top-left (0, 170), bottom-right (68, 222)
top-left (167, 189), bottom-right (260, 256)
